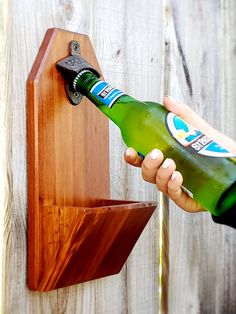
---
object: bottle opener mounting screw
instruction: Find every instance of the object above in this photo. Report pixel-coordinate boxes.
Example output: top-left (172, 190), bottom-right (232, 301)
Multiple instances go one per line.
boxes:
top-left (70, 40), bottom-right (81, 56)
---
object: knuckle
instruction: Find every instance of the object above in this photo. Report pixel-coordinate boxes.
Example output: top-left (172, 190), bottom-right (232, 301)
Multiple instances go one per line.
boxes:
top-left (167, 184), bottom-right (176, 194)
top-left (155, 172), bottom-right (164, 186)
top-left (141, 168), bottom-right (157, 183)
top-left (155, 178), bottom-right (166, 193)
top-left (141, 173), bottom-right (148, 181)
top-left (141, 171), bottom-right (151, 182)
top-left (141, 160), bottom-right (151, 172)
top-left (167, 186), bottom-right (178, 198)
top-left (167, 182), bottom-right (182, 200)
top-left (157, 185), bottom-right (167, 194)
top-left (141, 160), bottom-right (158, 175)
top-left (156, 170), bottom-right (166, 181)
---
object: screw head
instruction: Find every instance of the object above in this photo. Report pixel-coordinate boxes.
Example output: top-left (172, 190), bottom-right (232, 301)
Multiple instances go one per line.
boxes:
top-left (73, 44), bottom-right (79, 51)
top-left (69, 40), bottom-right (80, 56)
top-left (74, 91), bottom-right (80, 98)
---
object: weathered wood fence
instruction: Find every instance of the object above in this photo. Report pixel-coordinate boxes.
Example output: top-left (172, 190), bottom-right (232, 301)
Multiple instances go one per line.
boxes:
top-left (1, 0), bottom-right (236, 313)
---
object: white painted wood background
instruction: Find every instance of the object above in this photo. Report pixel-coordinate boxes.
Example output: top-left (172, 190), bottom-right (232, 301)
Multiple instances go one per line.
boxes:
top-left (1, 0), bottom-right (236, 313)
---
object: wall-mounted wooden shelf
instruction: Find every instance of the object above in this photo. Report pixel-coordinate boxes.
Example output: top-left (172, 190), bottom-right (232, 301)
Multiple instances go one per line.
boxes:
top-left (27, 28), bottom-right (157, 291)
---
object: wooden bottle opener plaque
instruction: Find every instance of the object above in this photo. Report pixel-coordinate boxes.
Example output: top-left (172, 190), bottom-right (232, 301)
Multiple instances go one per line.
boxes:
top-left (27, 28), bottom-right (157, 291)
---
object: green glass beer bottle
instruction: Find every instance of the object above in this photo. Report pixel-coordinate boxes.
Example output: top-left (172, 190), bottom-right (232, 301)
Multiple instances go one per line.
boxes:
top-left (72, 69), bottom-right (236, 216)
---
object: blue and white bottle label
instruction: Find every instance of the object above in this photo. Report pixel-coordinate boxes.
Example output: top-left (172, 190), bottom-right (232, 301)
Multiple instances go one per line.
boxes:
top-left (90, 81), bottom-right (125, 108)
top-left (166, 112), bottom-right (234, 157)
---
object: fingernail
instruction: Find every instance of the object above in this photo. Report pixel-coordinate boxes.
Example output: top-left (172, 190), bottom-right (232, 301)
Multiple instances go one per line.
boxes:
top-left (165, 95), bottom-right (177, 103)
top-left (162, 158), bottom-right (171, 169)
top-left (150, 148), bottom-right (160, 160)
top-left (126, 147), bottom-right (133, 156)
top-left (171, 171), bottom-right (177, 180)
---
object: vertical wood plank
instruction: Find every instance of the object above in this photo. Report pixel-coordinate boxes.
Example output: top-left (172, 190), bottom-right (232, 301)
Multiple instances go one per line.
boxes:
top-left (5, 0), bottom-right (236, 312)
top-left (166, 1), bottom-right (236, 313)
top-left (3, 0), bottom-right (164, 313)
top-left (0, 0), bottom-right (10, 313)
top-left (96, 1), bottom-right (165, 312)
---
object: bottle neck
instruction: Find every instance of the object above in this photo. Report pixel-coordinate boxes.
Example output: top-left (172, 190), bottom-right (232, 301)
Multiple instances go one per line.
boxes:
top-left (73, 70), bottom-right (134, 126)
top-left (73, 70), bottom-right (107, 104)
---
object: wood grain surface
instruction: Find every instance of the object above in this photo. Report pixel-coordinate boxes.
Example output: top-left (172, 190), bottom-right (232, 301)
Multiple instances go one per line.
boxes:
top-left (3, 1), bottom-right (162, 313)
top-left (2, 0), bottom-right (236, 313)
top-left (38, 201), bottom-right (156, 291)
top-left (27, 28), bottom-right (156, 291)
top-left (165, 1), bottom-right (236, 313)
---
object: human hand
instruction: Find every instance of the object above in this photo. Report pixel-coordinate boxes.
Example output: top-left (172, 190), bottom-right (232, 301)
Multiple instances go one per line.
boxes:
top-left (124, 96), bottom-right (236, 213)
